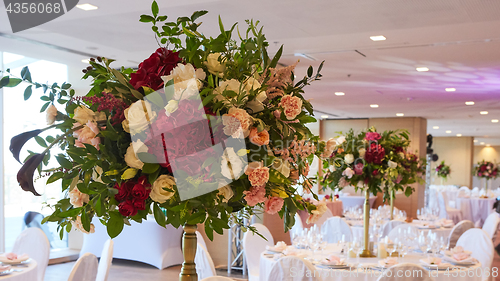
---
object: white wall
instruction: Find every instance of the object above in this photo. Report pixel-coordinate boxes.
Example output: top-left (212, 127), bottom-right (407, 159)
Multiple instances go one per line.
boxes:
top-left (473, 145), bottom-right (500, 190)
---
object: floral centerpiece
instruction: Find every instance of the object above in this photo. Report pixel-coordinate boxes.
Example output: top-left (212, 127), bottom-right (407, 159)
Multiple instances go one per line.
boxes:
top-left (0, 3), bottom-right (327, 279)
top-left (435, 161), bottom-right (451, 182)
top-left (473, 160), bottom-right (498, 197)
top-left (321, 127), bottom-right (425, 256)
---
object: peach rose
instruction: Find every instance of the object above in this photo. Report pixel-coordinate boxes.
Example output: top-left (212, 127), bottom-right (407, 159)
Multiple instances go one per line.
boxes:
top-left (279, 95), bottom-right (302, 120)
top-left (245, 162), bottom-right (269, 186)
top-left (264, 197), bottom-right (284, 214)
top-left (46, 104), bottom-right (58, 125)
top-left (249, 127), bottom-right (270, 146)
top-left (73, 121), bottom-right (100, 150)
top-left (68, 187), bottom-right (89, 207)
top-left (243, 185), bottom-right (266, 206)
top-left (72, 216), bottom-right (95, 234)
top-left (222, 107), bottom-right (252, 138)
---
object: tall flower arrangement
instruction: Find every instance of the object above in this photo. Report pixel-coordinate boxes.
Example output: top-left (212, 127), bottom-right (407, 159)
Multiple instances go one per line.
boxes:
top-left (435, 161), bottom-right (451, 180)
top-left (0, 2), bottom-right (326, 239)
top-left (322, 127), bottom-right (426, 198)
top-left (473, 160), bottom-right (498, 180)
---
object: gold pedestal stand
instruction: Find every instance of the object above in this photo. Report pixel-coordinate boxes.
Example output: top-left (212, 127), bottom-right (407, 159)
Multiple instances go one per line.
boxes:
top-left (179, 225), bottom-right (198, 281)
top-left (359, 190), bottom-right (376, 257)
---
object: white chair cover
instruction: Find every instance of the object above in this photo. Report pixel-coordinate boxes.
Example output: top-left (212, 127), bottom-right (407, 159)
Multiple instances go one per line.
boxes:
top-left (471, 187), bottom-right (480, 198)
top-left (456, 228), bottom-right (494, 281)
top-left (387, 224), bottom-right (418, 242)
top-left (376, 263), bottom-right (434, 281)
top-left (447, 220), bottom-right (474, 249)
top-left (381, 220), bottom-right (405, 238)
top-left (268, 256), bottom-right (321, 281)
top-left (290, 213), bottom-right (304, 241)
top-left (482, 212), bottom-right (500, 240)
top-left (200, 277), bottom-right (234, 281)
top-left (12, 228), bottom-right (50, 281)
top-left (313, 208), bottom-right (333, 228)
top-left (95, 239), bottom-right (113, 281)
top-left (438, 192), bottom-right (462, 224)
top-left (68, 253), bottom-right (99, 281)
top-left (458, 186), bottom-right (471, 198)
top-left (320, 217), bottom-right (353, 243)
top-left (195, 243), bottom-right (216, 281)
top-left (196, 231), bottom-right (208, 251)
top-left (243, 223), bottom-right (274, 281)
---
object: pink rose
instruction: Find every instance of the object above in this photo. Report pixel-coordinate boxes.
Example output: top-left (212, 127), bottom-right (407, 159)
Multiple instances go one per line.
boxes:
top-left (222, 107), bottom-right (252, 138)
top-left (68, 187), bottom-right (90, 208)
top-left (249, 127), bottom-right (270, 146)
top-left (264, 197), bottom-right (284, 214)
top-left (243, 185), bottom-right (266, 206)
top-left (323, 255), bottom-right (343, 265)
top-left (245, 162), bottom-right (270, 186)
top-left (278, 95), bottom-right (302, 120)
top-left (354, 163), bottom-right (364, 175)
top-left (453, 253), bottom-right (470, 261)
top-left (365, 132), bottom-right (381, 141)
top-left (73, 121), bottom-right (101, 150)
top-left (342, 167), bottom-right (354, 179)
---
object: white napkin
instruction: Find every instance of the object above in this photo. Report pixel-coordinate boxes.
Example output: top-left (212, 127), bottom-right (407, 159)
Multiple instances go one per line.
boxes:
top-left (321, 255), bottom-right (345, 266)
top-left (0, 264), bottom-right (11, 272)
top-left (443, 254), bottom-right (476, 264)
top-left (0, 253), bottom-right (29, 263)
top-left (266, 241), bottom-right (288, 252)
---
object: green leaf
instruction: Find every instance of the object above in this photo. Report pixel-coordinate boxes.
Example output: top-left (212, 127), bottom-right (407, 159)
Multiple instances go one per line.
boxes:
top-left (40, 102), bottom-right (50, 112)
top-left (269, 45), bottom-right (283, 68)
top-left (142, 163), bottom-right (160, 174)
top-left (151, 1), bottom-right (159, 18)
top-left (24, 85), bottom-right (32, 100)
top-left (61, 82), bottom-right (71, 89)
top-left (153, 204), bottom-right (166, 227)
top-left (205, 222), bottom-right (214, 241)
top-left (187, 211), bottom-right (206, 225)
top-left (6, 78), bottom-right (22, 87)
top-left (94, 195), bottom-right (104, 216)
top-left (0, 76), bottom-right (9, 87)
top-left (191, 10), bottom-right (208, 21)
top-left (21, 66), bottom-right (31, 82)
top-left (202, 94), bottom-right (217, 106)
top-left (56, 156), bottom-right (73, 169)
top-left (57, 207), bottom-right (82, 218)
top-left (107, 211), bottom-right (124, 238)
top-left (307, 66), bottom-right (313, 78)
top-left (47, 172), bottom-right (64, 184)
top-left (34, 136), bottom-right (48, 148)
top-left (81, 211), bottom-right (91, 232)
top-left (140, 15), bottom-right (155, 23)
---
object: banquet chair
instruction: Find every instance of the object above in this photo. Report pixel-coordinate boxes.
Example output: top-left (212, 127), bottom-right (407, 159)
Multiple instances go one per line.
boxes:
top-left (195, 242), bottom-right (217, 280)
top-left (243, 223), bottom-right (274, 281)
top-left (12, 228), bottom-right (50, 281)
top-left (471, 187), bottom-right (480, 198)
top-left (313, 208), bottom-right (333, 228)
top-left (376, 263), bottom-right (434, 281)
top-left (22, 211), bottom-right (54, 247)
top-left (387, 224), bottom-right (418, 242)
top-left (456, 228), bottom-right (494, 281)
top-left (290, 213), bottom-right (304, 241)
top-left (196, 230), bottom-right (208, 250)
top-left (437, 192), bottom-right (462, 224)
top-left (67, 253), bottom-right (98, 281)
top-left (268, 256), bottom-right (322, 281)
top-left (447, 220), bottom-right (474, 249)
top-left (200, 277), bottom-right (234, 281)
top-left (482, 212), bottom-right (500, 241)
top-left (381, 220), bottom-right (405, 238)
top-left (95, 239), bottom-right (114, 281)
top-left (320, 217), bottom-right (353, 243)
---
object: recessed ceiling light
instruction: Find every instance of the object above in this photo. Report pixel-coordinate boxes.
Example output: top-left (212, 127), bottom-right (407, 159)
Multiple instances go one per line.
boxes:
top-left (76, 3), bottom-right (98, 11)
top-left (465, 101), bottom-right (475, 106)
top-left (321, 115), bottom-right (329, 119)
top-left (81, 59), bottom-right (90, 63)
top-left (480, 142), bottom-right (485, 145)
top-left (370, 104), bottom-right (379, 108)
top-left (433, 126), bottom-right (439, 129)
top-left (480, 111), bottom-right (489, 115)
top-left (335, 92), bottom-right (345, 96)
top-left (416, 67), bottom-right (429, 72)
top-left (456, 134), bottom-right (462, 137)
top-left (370, 35), bottom-right (386, 41)
top-left (474, 140), bottom-right (478, 143)
top-left (446, 130), bottom-right (452, 133)
top-left (486, 144), bottom-right (491, 147)
top-left (492, 119), bottom-right (499, 123)
top-left (445, 88), bottom-right (456, 92)
top-left (396, 113), bottom-right (404, 117)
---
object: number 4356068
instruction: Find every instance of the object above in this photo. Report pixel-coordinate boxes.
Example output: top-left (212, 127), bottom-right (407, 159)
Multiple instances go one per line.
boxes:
top-left (6, 2), bottom-right (62, 14)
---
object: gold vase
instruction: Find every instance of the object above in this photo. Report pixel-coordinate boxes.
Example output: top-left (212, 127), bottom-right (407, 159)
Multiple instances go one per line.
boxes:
top-left (179, 224), bottom-right (197, 281)
top-left (359, 190), bottom-right (375, 257)
top-left (390, 188), bottom-right (394, 220)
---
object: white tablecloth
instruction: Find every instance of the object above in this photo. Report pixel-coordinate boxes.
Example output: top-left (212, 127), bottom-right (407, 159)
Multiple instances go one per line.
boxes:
top-left (456, 198), bottom-right (496, 227)
top-left (340, 196), bottom-right (377, 210)
top-left (80, 216), bottom-right (183, 269)
top-left (350, 223), bottom-right (452, 240)
top-left (259, 250), bottom-right (481, 281)
top-left (0, 260), bottom-right (37, 281)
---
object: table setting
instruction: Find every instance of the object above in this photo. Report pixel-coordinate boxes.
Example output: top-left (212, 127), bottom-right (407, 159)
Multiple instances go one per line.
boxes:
top-left (260, 225), bottom-right (481, 281)
top-left (0, 253), bottom-right (37, 280)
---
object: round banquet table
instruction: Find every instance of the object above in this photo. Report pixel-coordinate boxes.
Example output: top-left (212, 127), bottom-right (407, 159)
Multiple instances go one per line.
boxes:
top-left (0, 260), bottom-right (37, 281)
top-left (259, 248), bottom-right (481, 281)
top-left (298, 201), bottom-right (344, 228)
top-left (456, 197), bottom-right (496, 227)
top-left (340, 195), bottom-right (377, 210)
top-left (350, 223), bottom-right (452, 240)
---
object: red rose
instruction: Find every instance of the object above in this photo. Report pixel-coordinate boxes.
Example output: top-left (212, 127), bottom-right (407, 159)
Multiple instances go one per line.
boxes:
top-left (364, 143), bottom-right (385, 164)
top-left (118, 200), bottom-right (137, 217)
top-left (129, 48), bottom-right (181, 90)
top-left (137, 175), bottom-right (151, 188)
top-left (395, 146), bottom-right (405, 154)
top-left (365, 132), bottom-right (381, 142)
top-left (115, 181), bottom-right (134, 202)
top-left (372, 169), bottom-right (379, 176)
top-left (354, 162), bottom-right (364, 175)
top-left (133, 199), bottom-right (146, 210)
top-left (480, 165), bottom-right (487, 172)
top-left (132, 183), bottom-right (150, 201)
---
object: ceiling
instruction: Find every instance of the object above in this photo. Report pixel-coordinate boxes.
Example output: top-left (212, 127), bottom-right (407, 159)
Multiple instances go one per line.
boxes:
top-left (0, 0), bottom-right (499, 145)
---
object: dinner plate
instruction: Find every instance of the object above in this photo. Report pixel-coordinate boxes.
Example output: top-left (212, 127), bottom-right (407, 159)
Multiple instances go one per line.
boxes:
top-left (0, 269), bottom-right (13, 276)
top-left (265, 249), bottom-right (283, 254)
top-left (316, 263), bottom-right (350, 269)
top-left (0, 258), bottom-right (31, 265)
top-left (419, 259), bottom-right (453, 270)
top-left (443, 256), bottom-right (477, 266)
top-left (444, 250), bottom-right (472, 256)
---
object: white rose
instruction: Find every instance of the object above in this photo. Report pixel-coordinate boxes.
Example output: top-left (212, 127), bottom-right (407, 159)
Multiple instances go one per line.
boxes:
top-left (246, 91), bottom-right (267, 113)
top-left (336, 136), bottom-right (346, 145)
top-left (221, 147), bottom-right (246, 179)
top-left (388, 160), bottom-right (398, 169)
top-left (215, 79), bottom-right (244, 105)
top-left (162, 63), bottom-right (203, 100)
top-left (344, 154), bottom-right (354, 164)
top-left (217, 185), bottom-right (234, 203)
top-left (359, 148), bottom-right (366, 158)
top-left (68, 186), bottom-right (89, 208)
top-left (124, 100), bottom-right (157, 135)
top-left (46, 104), bottom-right (58, 125)
top-left (243, 77), bottom-right (262, 94)
top-left (92, 166), bottom-right (103, 183)
top-left (164, 100), bottom-right (179, 116)
top-left (124, 140), bottom-right (148, 169)
top-left (342, 167), bottom-right (355, 179)
top-left (204, 53), bottom-right (226, 77)
top-left (150, 175), bottom-right (176, 203)
top-left (398, 152), bottom-right (405, 158)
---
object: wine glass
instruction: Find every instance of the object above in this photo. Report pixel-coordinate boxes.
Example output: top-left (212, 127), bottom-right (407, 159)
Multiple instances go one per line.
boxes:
top-left (350, 238), bottom-right (362, 265)
top-left (398, 241), bottom-right (408, 263)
